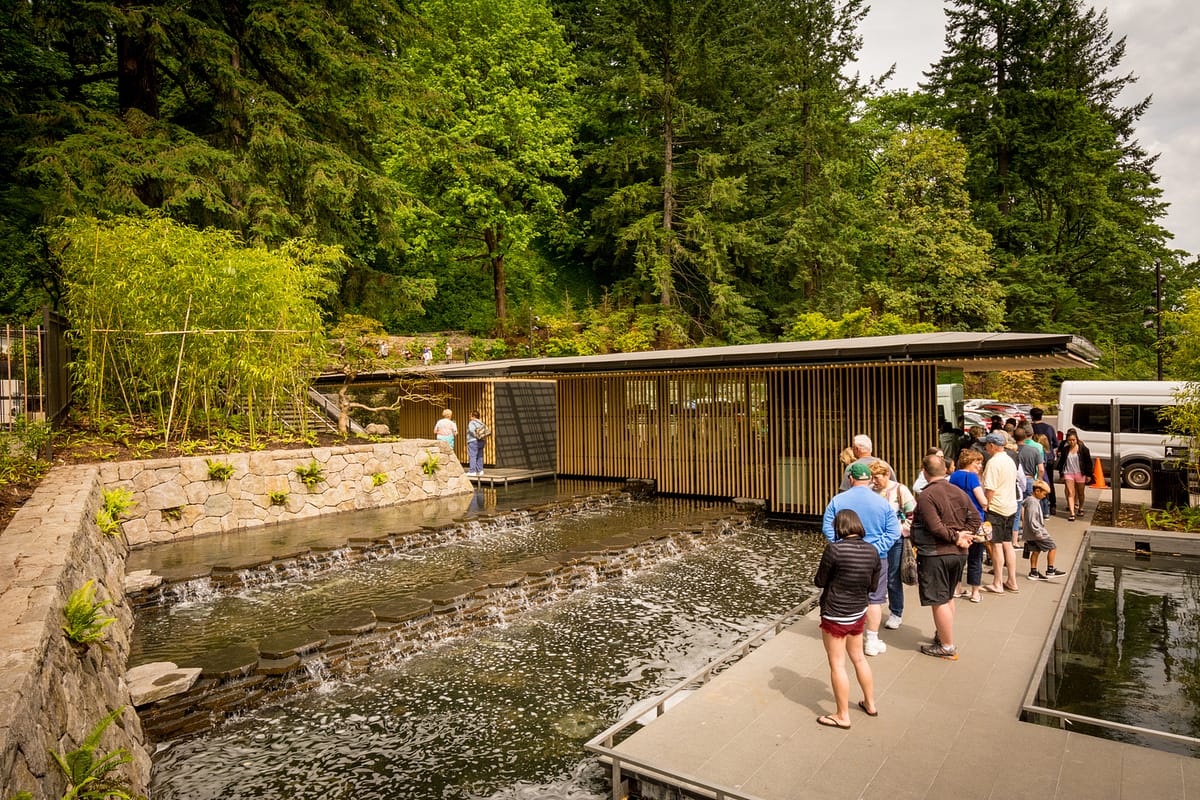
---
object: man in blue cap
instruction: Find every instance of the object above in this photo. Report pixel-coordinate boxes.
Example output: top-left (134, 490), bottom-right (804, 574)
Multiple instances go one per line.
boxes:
top-left (823, 461), bottom-right (902, 656)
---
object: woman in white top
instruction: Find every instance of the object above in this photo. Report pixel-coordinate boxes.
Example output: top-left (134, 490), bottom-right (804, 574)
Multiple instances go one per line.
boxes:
top-left (433, 408), bottom-right (457, 449)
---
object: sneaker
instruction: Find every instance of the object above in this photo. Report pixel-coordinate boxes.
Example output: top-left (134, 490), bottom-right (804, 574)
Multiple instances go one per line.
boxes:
top-left (920, 643), bottom-right (958, 660)
top-left (1028, 570), bottom-right (1047, 581)
top-left (863, 638), bottom-right (887, 656)
top-left (884, 614), bottom-right (902, 630)
top-left (1044, 566), bottom-right (1065, 577)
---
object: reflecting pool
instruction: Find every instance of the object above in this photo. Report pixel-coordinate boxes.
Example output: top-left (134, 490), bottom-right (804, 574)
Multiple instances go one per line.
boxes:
top-left (1043, 548), bottom-right (1200, 756)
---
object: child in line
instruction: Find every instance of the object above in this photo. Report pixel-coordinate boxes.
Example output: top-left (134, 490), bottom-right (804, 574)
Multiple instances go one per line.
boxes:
top-left (1022, 480), bottom-right (1064, 580)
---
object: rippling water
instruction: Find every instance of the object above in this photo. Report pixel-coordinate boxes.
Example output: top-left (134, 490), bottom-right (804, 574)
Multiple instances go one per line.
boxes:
top-left (148, 523), bottom-right (826, 799)
top-left (131, 497), bottom-right (720, 666)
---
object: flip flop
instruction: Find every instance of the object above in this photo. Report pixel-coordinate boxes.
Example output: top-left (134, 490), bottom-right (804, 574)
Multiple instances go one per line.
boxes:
top-left (1003, 584), bottom-right (1021, 593)
top-left (983, 585), bottom-right (1005, 594)
top-left (817, 715), bottom-right (851, 730)
top-left (857, 700), bottom-right (878, 717)
top-left (969, 594), bottom-right (982, 603)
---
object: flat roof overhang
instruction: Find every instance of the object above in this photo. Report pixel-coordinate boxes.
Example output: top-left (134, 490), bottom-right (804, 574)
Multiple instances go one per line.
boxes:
top-left (317, 332), bottom-right (1099, 384)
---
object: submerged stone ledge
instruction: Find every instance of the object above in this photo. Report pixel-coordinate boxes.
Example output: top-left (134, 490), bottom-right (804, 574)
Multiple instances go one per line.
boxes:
top-left (133, 509), bottom-right (756, 743)
top-left (125, 489), bottom-right (635, 609)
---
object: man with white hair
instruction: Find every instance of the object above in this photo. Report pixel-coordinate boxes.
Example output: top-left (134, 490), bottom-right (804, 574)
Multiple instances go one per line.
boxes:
top-left (839, 434), bottom-right (894, 491)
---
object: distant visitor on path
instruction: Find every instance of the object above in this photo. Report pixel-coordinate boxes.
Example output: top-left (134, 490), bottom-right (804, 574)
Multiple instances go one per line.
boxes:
top-left (434, 408), bottom-right (457, 449)
top-left (813, 508), bottom-right (880, 730)
top-left (422, 345), bottom-right (433, 366)
top-left (466, 410), bottom-right (488, 477)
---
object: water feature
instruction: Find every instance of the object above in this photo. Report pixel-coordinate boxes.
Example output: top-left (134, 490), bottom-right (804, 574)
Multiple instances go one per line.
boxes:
top-left (146, 520), bottom-right (826, 799)
top-left (130, 493), bottom-right (708, 667)
top-left (1033, 547), bottom-right (1200, 756)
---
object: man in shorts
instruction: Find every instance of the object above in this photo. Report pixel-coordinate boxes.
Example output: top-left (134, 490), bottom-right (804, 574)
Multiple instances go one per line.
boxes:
top-left (982, 431), bottom-right (1021, 593)
top-left (911, 454), bottom-right (980, 660)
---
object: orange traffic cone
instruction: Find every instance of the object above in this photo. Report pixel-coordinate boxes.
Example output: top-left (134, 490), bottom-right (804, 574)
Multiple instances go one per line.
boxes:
top-left (1093, 459), bottom-right (1107, 489)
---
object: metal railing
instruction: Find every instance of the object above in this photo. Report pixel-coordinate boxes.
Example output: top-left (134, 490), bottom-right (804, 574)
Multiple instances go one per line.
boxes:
top-left (585, 596), bottom-right (819, 800)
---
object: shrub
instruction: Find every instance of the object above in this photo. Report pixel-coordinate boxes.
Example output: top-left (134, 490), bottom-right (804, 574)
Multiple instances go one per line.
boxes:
top-left (371, 472), bottom-right (388, 487)
top-left (205, 459), bottom-right (234, 481)
top-left (50, 707), bottom-right (141, 800)
top-left (269, 490), bottom-right (289, 506)
top-left (420, 450), bottom-right (440, 476)
top-left (95, 488), bottom-right (134, 537)
top-left (295, 459), bottom-right (325, 488)
top-left (62, 581), bottom-right (116, 646)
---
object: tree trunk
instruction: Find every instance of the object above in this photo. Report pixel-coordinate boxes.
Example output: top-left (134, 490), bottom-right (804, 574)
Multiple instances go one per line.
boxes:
top-left (337, 386), bottom-right (350, 436)
top-left (485, 227), bottom-right (506, 330)
top-left (661, 53), bottom-right (674, 308)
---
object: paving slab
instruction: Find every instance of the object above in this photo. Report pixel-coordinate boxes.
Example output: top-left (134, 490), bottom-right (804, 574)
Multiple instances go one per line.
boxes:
top-left (608, 489), bottom-right (1197, 800)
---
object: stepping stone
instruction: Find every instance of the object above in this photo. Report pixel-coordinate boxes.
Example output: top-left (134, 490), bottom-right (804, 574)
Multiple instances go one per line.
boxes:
top-left (124, 569), bottom-right (163, 594)
top-left (258, 627), bottom-right (329, 660)
top-left (413, 580), bottom-right (486, 605)
top-left (157, 564), bottom-right (213, 583)
top-left (127, 661), bottom-right (202, 706)
top-left (191, 643), bottom-right (261, 680)
top-left (314, 609), bottom-right (377, 636)
top-left (373, 597), bottom-right (432, 623)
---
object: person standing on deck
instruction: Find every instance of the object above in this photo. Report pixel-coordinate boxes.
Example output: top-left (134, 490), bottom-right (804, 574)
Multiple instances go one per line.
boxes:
top-left (814, 508), bottom-right (881, 729)
top-left (822, 463), bottom-right (901, 657)
top-left (911, 454), bottom-right (979, 660)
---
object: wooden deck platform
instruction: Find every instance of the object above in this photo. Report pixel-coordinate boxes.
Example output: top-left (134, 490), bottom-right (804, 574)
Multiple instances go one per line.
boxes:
top-left (466, 467), bottom-right (556, 487)
top-left (599, 489), bottom-right (1200, 800)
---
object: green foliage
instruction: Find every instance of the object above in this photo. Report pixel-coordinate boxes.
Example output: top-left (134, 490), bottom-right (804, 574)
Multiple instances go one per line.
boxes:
top-left (95, 489), bottom-right (134, 537)
top-left (1143, 505), bottom-right (1200, 533)
top-left (269, 490), bottom-right (290, 506)
top-left (49, 707), bottom-right (140, 799)
top-left (62, 581), bottom-right (116, 646)
top-left (0, 418), bottom-right (52, 487)
top-left (205, 460), bottom-right (235, 482)
top-left (294, 459), bottom-right (326, 489)
top-left (786, 308), bottom-right (937, 341)
top-left (162, 506), bottom-right (183, 522)
top-left (371, 472), bottom-right (389, 487)
top-left (420, 450), bottom-right (440, 476)
top-left (388, 0), bottom-right (581, 328)
top-left (54, 216), bottom-right (341, 441)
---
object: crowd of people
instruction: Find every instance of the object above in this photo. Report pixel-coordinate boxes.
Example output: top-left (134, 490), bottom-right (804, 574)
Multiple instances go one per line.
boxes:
top-left (813, 411), bottom-right (1093, 730)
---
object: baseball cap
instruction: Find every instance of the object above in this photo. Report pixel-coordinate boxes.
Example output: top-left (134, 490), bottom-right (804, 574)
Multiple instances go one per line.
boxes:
top-left (848, 462), bottom-right (872, 480)
top-left (984, 432), bottom-right (1006, 446)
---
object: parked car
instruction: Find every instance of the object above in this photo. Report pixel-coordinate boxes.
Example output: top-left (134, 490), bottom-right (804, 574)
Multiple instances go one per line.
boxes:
top-left (973, 402), bottom-right (1027, 422)
top-left (961, 410), bottom-right (991, 432)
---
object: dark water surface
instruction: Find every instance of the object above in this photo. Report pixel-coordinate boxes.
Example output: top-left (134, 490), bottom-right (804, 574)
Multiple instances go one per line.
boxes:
top-left (147, 521), bottom-right (826, 799)
top-left (1047, 549), bottom-right (1200, 755)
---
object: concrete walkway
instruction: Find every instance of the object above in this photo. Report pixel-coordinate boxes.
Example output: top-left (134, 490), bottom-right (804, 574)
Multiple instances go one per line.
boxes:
top-left (612, 489), bottom-right (1200, 799)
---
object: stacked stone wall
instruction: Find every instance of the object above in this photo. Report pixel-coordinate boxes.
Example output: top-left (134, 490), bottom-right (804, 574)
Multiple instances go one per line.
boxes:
top-left (99, 439), bottom-right (470, 546)
top-left (0, 466), bottom-right (151, 799)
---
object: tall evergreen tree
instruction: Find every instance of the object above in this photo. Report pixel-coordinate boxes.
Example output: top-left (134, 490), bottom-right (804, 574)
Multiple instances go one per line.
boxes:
top-left (921, 0), bottom-right (1173, 347)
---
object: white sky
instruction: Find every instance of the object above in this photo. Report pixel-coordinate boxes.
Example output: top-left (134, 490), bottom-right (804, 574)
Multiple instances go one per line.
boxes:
top-left (853, 0), bottom-right (1200, 260)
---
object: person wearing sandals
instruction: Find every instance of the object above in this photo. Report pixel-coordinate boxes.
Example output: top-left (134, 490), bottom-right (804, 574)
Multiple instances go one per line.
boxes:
top-left (948, 449), bottom-right (988, 603)
top-left (982, 432), bottom-right (1022, 593)
top-left (1055, 428), bottom-right (1094, 521)
top-left (814, 509), bottom-right (881, 729)
top-left (911, 454), bottom-right (980, 660)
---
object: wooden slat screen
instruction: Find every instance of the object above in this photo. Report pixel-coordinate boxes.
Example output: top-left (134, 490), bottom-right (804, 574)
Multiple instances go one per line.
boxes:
top-left (556, 363), bottom-right (936, 516)
top-left (361, 380), bottom-right (494, 466)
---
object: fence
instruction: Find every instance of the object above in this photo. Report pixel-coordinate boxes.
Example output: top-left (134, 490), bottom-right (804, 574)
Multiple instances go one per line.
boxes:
top-left (1, 308), bottom-right (71, 434)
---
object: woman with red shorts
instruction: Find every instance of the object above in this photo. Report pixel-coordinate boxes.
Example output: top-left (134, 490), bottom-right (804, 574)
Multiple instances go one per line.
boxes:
top-left (813, 508), bottom-right (882, 729)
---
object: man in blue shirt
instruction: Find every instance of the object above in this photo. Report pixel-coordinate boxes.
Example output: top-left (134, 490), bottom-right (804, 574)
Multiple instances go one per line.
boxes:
top-left (823, 462), bottom-right (902, 656)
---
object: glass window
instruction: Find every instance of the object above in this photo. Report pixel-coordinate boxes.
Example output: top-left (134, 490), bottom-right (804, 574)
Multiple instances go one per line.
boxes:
top-left (1137, 405), bottom-right (1169, 435)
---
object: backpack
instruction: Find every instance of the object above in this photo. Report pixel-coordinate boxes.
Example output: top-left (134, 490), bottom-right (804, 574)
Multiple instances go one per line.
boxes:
top-left (475, 422), bottom-right (491, 439)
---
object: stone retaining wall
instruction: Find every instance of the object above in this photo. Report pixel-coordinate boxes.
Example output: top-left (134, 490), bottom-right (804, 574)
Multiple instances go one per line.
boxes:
top-left (135, 510), bottom-right (751, 743)
top-left (0, 466), bottom-right (151, 799)
top-left (99, 439), bottom-right (470, 546)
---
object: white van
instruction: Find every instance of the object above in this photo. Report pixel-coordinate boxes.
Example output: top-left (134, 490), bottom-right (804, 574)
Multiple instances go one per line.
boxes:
top-left (1055, 380), bottom-right (1187, 489)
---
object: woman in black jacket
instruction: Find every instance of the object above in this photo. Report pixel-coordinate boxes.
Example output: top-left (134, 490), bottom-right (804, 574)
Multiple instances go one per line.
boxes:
top-left (813, 509), bottom-right (880, 729)
top-left (1055, 428), bottom-right (1094, 521)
